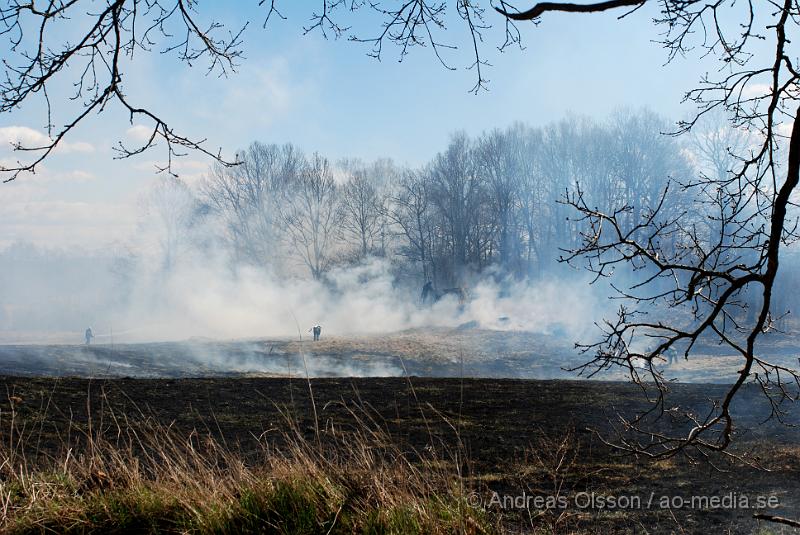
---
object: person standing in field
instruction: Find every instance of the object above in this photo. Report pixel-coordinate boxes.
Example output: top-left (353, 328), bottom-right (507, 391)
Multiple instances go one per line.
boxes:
top-left (84, 327), bottom-right (94, 345)
top-left (308, 325), bottom-right (322, 341)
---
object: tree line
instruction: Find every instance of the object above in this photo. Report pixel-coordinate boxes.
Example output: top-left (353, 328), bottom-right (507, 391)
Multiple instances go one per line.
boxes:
top-left (142, 108), bottom-right (780, 296)
top-left (148, 110), bottom-right (695, 294)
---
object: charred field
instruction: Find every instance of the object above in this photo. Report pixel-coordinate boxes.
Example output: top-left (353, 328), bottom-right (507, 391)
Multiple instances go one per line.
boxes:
top-left (2, 327), bottom-right (797, 384)
top-left (1, 330), bottom-right (800, 533)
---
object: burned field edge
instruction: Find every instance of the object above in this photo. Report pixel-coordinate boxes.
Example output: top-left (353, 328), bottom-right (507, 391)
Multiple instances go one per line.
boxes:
top-left (4, 327), bottom-right (799, 383)
top-left (1, 376), bottom-right (799, 533)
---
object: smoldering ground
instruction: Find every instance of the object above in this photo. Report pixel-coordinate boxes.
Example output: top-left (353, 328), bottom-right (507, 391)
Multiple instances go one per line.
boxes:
top-left (113, 255), bottom-right (607, 341)
top-left (0, 238), bottom-right (618, 377)
top-left (2, 239), bottom-right (800, 381)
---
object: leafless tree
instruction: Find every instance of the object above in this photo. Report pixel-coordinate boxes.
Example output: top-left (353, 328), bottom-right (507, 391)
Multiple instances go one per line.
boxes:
top-left (280, 154), bottom-right (341, 280)
top-left (529, 120), bottom-right (583, 272)
top-left (521, 1), bottom-right (800, 458)
top-left (475, 127), bottom-right (524, 275)
top-left (686, 110), bottom-right (757, 276)
top-left (689, 110), bottom-right (755, 185)
top-left (429, 132), bottom-right (486, 282)
top-left (386, 170), bottom-right (436, 282)
top-left (604, 110), bottom-right (693, 240)
top-left (0, 0), bottom-right (249, 182)
top-left (201, 142), bottom-right (303, 271)
top-left (140, 176), bottom-right (199, 272)
top-left (340, 169), bottom-right (386, 259)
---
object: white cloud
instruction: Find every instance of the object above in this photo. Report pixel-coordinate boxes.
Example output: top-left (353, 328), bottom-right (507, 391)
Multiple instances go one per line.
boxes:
top-left (0, 126), bottom-right (49, 147)
top-left (0, 177), bottom-right (46, 204)
top-left (0, 158), bottom-right (132, 249)
top-left (243, 61), bottom-right (293, 114)
top-left (191, 57), bottom-right (304, 131)
top-left (0, 157), bottom-right (97, 184)
top-left (777, 121), bottom-right (794, 138)
top-left (63, 170), bottom-right (96, 182)
top-left (132, 158), bottom-right (210, 185)
top-left (0, 126), bottom-right (94, 154)
top-left (741, 83), bottom-right (771, 100)
top-left (126, 124), bottom-right (154, 142)
top-left (0, 199), bottom-right (137, 249)
top-left (133, 159), bottom-right (207, 172)
top-left (61, 140), bottom-right (94, 153)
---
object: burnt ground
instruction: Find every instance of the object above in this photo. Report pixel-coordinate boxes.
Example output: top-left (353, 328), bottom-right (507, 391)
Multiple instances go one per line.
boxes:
top-left (2, 376), bottom-right (800, 534)
top-left (1, 327), bottom-right (798, 384)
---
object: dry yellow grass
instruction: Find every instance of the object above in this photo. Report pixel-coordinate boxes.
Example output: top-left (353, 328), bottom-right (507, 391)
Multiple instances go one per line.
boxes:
top-left (0, 392), bottom-right (494, 534)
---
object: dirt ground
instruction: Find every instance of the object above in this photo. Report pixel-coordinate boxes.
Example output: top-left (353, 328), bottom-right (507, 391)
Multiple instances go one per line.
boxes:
top-left (2, 375), bottom-right (799, 534)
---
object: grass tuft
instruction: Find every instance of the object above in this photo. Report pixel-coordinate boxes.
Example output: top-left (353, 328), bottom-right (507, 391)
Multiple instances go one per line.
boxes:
top-left (0, 392), bottom-right (494, 534)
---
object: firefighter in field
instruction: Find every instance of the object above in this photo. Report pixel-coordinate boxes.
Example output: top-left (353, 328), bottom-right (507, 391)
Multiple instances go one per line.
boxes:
top-left (665, 346), bottom-right (678, 366)
top-left (309, 325), bottom-right (322, 341)
top-left (421, 281), bottom-right (435, 304)
top-left (84, 327), bottom-right (94, 345)
top-left (646, 344), bottom-right (679, 366)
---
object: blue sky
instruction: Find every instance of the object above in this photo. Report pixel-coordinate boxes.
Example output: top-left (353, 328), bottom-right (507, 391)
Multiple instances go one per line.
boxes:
top-left (0, 2), bottom-right (715, 249)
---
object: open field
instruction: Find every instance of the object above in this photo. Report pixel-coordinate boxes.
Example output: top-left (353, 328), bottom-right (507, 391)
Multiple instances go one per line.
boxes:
top-left (1, 375), bottom-right (800, 533)
top-left (1, 328), bottom-right (799, 532)
top-left (0, 327), bottom-right (798, 383)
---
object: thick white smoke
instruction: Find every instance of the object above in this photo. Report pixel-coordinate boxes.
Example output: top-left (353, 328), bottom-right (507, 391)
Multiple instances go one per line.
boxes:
top-left (0, 229), bottom-right (611, 350)
top-left (112, 252), bottom-right (606, 343)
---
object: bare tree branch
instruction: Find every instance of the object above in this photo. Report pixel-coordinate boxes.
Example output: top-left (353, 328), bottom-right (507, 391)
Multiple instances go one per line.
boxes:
top-left (495, 0), bottom-right (646, 20)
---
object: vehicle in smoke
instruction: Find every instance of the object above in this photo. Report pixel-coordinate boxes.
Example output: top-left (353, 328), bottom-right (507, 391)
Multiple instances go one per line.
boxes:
top-left (420, 281), bottom-right (468, 307)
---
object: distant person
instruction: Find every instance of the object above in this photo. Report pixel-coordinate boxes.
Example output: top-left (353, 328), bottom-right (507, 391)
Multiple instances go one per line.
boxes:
top-left (665, 346), bottom-right (678, 366)
top-left (309, 325), bottom-right (322, 341)
top-left (646, 344), bottom-right (679, 366)
top-left (421, 281), bottom-right (435, 304)
top-left (84, 327), bottom-right (94, 345)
